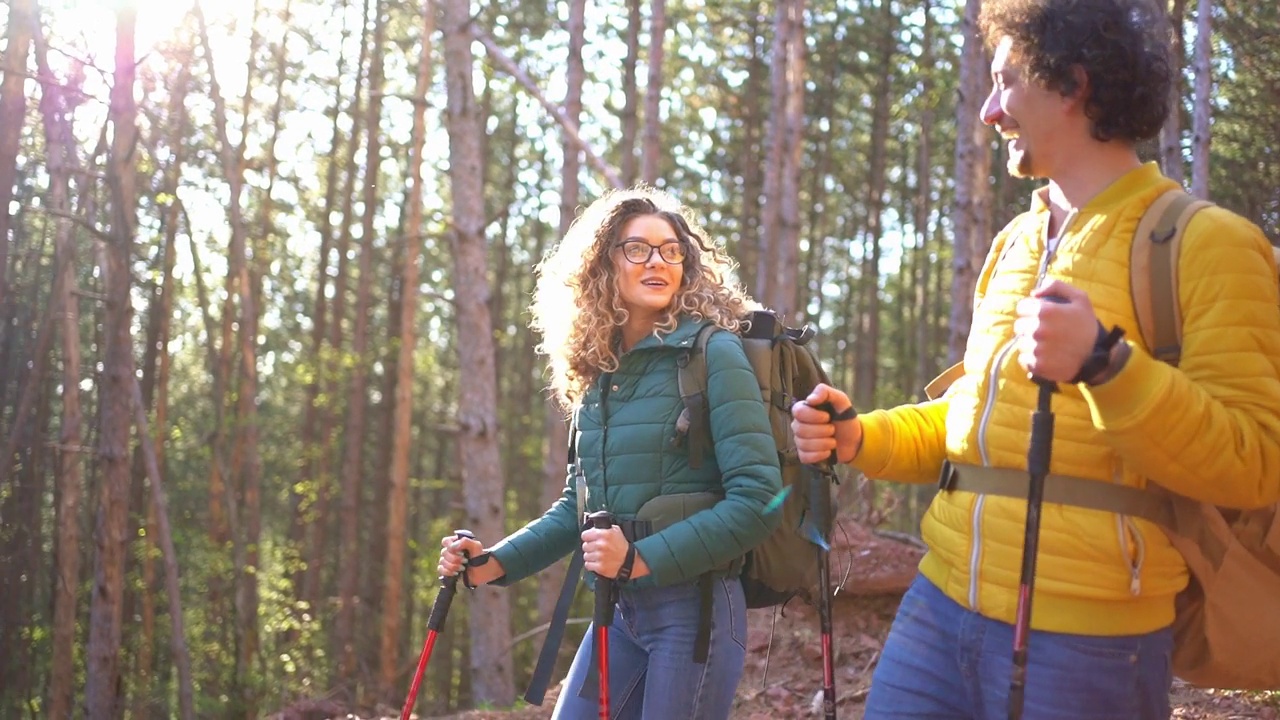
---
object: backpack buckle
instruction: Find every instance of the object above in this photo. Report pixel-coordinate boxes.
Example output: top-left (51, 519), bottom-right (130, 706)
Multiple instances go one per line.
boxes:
top-left (937, 459), bottom-right (958, 491)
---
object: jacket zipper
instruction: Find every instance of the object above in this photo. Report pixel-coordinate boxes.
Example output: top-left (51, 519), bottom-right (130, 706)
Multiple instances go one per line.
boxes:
top-left (1117, 514), bottom-right (1145, 595)
top-left (598, 372), bottom-right (614, 512)
top-left (968, 339), bottom-right (1015, 608)
top-left (966, 208), bottom-right (1080, 610)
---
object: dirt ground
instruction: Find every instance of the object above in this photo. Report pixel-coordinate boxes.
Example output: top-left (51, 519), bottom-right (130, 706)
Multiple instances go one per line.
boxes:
top-left (278, 521), bottom-right (1277, 720)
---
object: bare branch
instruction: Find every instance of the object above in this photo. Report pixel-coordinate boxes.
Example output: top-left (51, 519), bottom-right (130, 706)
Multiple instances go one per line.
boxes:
top-left (40, 207), bottom-right (113, 242)
top-left (470, 28), bottom-right (624, 189)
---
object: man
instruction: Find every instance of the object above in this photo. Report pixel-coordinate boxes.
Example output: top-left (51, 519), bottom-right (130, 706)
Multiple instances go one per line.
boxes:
top-left (792, 0), bottom-right (1280, 717)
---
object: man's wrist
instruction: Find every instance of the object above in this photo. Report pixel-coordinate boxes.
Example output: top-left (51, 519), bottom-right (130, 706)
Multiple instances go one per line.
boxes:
top-left (1085, 339), bottom-right (1132, 386)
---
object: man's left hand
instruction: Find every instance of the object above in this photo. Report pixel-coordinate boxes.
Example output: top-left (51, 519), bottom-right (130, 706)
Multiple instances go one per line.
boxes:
top-left (1013, 280), bottom-right (1099, 383)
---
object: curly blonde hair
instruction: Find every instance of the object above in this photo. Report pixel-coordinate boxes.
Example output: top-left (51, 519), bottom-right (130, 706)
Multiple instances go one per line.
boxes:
top-left (530, 186), bottom-right (758, 411)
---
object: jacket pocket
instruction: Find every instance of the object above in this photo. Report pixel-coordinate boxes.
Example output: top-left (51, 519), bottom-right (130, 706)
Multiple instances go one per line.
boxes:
top-left (1116, 513), bottom-right (1147, 596)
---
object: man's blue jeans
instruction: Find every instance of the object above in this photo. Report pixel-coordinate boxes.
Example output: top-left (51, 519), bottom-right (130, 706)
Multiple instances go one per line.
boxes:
top-left (552, 576), bottom-right (747, 720)
top-left (865, 575), bottom-right (1174, 719)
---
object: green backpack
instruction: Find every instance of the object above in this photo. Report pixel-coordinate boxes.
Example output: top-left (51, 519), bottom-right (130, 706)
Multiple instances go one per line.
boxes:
top-left (675, 309), bottom-right (839, 609)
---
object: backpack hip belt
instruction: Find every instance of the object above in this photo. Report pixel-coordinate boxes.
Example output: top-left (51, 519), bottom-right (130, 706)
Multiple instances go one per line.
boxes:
top-left (938, 460), bottom-right (1184, 531)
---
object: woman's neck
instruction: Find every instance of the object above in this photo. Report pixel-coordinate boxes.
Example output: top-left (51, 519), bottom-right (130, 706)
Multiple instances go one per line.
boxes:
top-left (620, 315), bottom-right (659, 353)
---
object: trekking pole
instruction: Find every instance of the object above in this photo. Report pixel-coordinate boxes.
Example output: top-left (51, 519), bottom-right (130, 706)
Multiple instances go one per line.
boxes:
top-left (400, 529), bottom-right (475, 720)
top-left (586, 510), bottom-right (617, 720)
top-left (813, 480), bottom-right (837, 720)
top-left (1008, 308), bottom-right (1063, 720)
top-left (811, 401), bottom-right (843, 720)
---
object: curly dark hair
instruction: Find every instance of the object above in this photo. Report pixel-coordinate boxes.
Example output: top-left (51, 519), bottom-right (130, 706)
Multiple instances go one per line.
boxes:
top-left (979, 0), bottom-right (1173, 143)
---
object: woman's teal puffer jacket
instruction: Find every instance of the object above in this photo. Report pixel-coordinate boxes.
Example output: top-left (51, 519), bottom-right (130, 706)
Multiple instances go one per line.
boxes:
top-left (489, 316), bottom-right (783, 589)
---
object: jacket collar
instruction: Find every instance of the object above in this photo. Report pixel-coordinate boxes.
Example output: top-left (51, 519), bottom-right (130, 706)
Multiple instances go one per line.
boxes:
top-left (625, 314), bottom-right (710, 353)
top-left (1029, 162), bottom-right (1173, 215)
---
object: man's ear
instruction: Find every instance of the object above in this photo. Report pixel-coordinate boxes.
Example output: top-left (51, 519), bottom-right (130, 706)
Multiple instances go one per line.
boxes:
top-left (1062, 64), bottom-right (1091, 109)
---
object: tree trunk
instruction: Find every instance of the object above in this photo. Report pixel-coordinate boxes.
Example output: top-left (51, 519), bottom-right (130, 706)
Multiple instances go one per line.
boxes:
top-left (194, 1), bottom-right (264, 702)
top-left (619, 0), bottom-right (641, 185)
top-left (32, 20), bottom-right (87, 717)
top-left (1190, 0), bottom-right (1213, 198)
top-left (128, 374), bottom-right (196, 720)
top-left (948, 0), bottom-right (993, 364)
top-left (378, 0), bottom-right (434, 701)
top-left (1160, 0), bottom-right (1187, 183)
top-left (757, 0), bottom-right (805, 318)
top-left (193, 7), bottom-right (233, 613)
top-left (853, 0), bottom-right (895, 408)
top-left (86, 7), bottom-right (138, 717)
top-left (0, 0), bottom-right (34, 310)
top-left (640, 0), bottom-right (666, 184)
top-left (128, 61), bottom-right (189, 711)
top-left (913, 0), bottom-right (937, 395)
top-left (334, 0), bottom-right (384, 689)
top-left (776, 0), bottom-right (806, 323)
top-left (305, 0), bottom-right (371, 620)
top-left (737, 4), bottom-right (766, 294)
top-left (443, 0), bottom-right (514, 704)
top-left (536, 0), bottom-right (586, 627)
top-left (134, 60), bottom-right (189, 719)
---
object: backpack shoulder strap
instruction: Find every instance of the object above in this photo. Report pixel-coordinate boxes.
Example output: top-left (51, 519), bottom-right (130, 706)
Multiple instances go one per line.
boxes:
top-left (677, 322), bottom-right (720, 469)
top-left (1130, 189), bottom-right (1213, 367)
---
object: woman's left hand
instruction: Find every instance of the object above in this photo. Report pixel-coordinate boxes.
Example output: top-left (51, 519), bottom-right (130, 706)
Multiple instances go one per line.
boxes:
top-left (581, 525), bottom-right (647, 579)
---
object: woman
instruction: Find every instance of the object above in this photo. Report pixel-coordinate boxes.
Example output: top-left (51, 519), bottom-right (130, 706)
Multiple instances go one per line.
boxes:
top-left (437, 186), bottom-right (783, 719)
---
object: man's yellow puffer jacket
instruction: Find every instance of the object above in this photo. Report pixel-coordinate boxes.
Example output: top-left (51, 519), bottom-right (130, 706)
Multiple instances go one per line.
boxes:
top-left (855, 163), bottom-right (1280, 636)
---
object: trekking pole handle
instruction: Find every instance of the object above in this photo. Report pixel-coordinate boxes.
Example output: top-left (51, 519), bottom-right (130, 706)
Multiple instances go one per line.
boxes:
top-left (585, 511), bottom-right (617, 627)
top-left (1028, 294), bottom-right (1070, 391)
top-left (427, 529), bottom-right (474, 632)
top-left (811, 401), bottom-right (855, 466)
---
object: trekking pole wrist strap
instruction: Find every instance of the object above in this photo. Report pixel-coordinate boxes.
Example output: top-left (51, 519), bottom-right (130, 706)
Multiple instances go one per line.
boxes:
top-left (462, 551), bottom-right (492, 590)
top-left (1074, 323), bottom-right (1126, 385)
top-left (828, 404), bottom-right (857, 422)
top-left (615, 544), bottom-right (637, 584)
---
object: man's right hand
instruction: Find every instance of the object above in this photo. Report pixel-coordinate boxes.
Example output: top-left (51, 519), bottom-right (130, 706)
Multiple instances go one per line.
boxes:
top-left (791, 383), bottom-right (863, 465)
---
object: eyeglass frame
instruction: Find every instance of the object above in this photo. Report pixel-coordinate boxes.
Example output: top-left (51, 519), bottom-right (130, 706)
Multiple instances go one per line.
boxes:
top-left (614, 239), bottom-right (687, 265)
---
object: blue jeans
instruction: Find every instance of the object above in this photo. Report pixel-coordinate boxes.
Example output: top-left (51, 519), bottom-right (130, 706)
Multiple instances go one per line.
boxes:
top-left (865, 575), bottom-right (1173, 720)
top-left (552, 576), bottom-right (747, 720)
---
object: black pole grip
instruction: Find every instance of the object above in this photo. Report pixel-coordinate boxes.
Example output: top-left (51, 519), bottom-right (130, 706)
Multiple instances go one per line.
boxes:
top-left (427, 529), bottom-right (476, 632)
top-left (585, 511), bottom-right (616, 628)
top-left (811, 401), bottom-right (843, 466)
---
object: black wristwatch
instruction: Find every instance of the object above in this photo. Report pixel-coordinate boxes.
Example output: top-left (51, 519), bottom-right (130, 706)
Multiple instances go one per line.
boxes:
top-left (1073, 323), bottom-right (1126, 385)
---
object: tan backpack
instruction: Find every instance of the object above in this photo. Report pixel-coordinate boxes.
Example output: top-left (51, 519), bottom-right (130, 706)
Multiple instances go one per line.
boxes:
top-left (1125, 189), bottom-right (1280, 690)
top-left (937, 189), bottom-right (1280, 689)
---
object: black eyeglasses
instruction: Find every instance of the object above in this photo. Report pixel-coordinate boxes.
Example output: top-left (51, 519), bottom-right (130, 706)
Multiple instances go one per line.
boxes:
top-left (616, 240), bottom-right (686, 265)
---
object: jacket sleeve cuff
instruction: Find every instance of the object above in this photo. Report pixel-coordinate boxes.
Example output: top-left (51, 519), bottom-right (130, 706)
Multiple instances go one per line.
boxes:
top-left (486, 542), bottom-right (526, 587)
top-left (851, 409), bottom-right (894, 475)
top-left (1080, 341), bottom-right (1163, 430)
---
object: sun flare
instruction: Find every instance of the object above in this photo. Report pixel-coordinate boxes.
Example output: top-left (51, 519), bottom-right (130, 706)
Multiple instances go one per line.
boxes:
top-left (49, 0), bottom-right (269, 78)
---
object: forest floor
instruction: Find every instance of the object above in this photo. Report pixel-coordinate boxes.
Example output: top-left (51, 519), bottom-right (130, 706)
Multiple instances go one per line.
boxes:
top-left (275, 521), bottom-right (1278, 720)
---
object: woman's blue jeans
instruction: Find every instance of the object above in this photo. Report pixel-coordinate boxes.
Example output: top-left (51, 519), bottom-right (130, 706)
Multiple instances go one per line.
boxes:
top-left (865, 575), bottom-right (1174, 719)
top-left (552, 575), bottom-right (747, 720)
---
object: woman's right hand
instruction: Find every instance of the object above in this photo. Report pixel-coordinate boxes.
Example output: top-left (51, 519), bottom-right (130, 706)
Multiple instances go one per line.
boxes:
top-left (437, 534), bottom-right (506, 587)
top-left (438, 534), bottom-right (485, 582)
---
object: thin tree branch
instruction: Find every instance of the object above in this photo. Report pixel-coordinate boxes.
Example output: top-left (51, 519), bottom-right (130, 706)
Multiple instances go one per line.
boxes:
top-left (470, 27), bottom-right (624, 189)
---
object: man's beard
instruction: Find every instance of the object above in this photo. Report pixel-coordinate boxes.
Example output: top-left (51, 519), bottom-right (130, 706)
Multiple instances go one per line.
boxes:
top-left (1008, 146), bottom-right (1033, 178)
